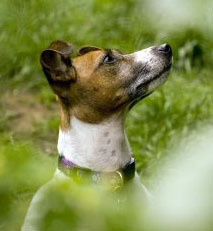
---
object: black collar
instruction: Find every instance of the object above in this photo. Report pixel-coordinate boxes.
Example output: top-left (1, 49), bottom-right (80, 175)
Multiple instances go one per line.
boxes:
top-left (58, 156), bottom-right (135, 191)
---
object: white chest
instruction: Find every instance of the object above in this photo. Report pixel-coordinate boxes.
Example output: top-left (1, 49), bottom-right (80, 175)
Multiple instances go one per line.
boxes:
top-left (57, 116), bottom-right (132, 172)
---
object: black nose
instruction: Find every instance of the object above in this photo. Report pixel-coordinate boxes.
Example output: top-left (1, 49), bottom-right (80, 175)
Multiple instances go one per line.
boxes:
top-left (158, 44), bottom-right (172, 55)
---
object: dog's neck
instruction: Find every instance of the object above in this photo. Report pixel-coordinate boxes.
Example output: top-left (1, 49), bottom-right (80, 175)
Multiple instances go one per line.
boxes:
top-left (57, 114), bottom-right (132, 172)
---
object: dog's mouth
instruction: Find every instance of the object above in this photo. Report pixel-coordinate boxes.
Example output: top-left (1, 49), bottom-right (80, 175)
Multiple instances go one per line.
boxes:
top-left (128, 92), bottom-right (152, 110)
top-left (128, 63), bottom-right (172, 110)
top-left (141, 63), bottom-right (172, 87)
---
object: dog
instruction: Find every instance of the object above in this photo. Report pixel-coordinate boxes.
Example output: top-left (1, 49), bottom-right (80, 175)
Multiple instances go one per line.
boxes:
top-left (22, 41), bottom-right (172, 231)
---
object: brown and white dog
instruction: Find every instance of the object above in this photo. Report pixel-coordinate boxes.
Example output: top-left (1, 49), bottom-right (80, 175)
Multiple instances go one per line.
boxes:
top-left (22, 41), bottom-right (172, 230)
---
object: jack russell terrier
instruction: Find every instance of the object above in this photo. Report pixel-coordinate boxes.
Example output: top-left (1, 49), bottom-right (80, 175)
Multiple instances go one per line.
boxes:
top-left (22, 41), bottom-right (172, 230)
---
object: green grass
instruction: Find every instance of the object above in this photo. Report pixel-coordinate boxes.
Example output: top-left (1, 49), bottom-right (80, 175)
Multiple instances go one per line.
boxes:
top-left (0, 0), bottom-right (213, 230)
top-left (127, 69), bottom-right (213, 184)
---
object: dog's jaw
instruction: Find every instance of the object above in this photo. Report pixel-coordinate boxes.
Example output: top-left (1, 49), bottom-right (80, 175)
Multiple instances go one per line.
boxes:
top-left (57, 114), bottom-right (132, 172)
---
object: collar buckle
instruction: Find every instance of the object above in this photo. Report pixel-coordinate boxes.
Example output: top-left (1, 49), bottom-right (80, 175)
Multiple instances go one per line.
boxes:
top-left (101, 170), bottom-right (124, 192)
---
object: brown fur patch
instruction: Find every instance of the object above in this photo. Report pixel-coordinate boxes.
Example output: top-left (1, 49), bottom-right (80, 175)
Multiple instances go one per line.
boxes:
top-left (41, 42), bottom-right (135, 128)
top-left (57, 96), bottom-right (71, 131)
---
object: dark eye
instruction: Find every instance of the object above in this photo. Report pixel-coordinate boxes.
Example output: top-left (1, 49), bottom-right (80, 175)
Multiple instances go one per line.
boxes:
top-left (103, 54), bottom-right (116, 64)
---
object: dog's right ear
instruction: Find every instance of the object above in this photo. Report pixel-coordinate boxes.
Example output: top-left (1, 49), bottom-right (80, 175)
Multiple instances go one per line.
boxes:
top-left (40, 41), bottom-right (76, 83)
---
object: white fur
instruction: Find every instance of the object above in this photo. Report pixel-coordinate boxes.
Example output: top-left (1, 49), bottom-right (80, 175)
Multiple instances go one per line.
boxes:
top-left (126, 47), bottom-right (170, 93)
top-left (147, 72), bottom-right (169, 92)
top-left (132, 47), bottom-right (154, 63)
top-left (58, 115), bottom-right (132, 172)
top-left (131, 46), bottom-right (167, 75)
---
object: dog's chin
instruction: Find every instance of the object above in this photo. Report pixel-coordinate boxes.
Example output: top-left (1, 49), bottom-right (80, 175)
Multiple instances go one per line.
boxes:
top-left (128, 67), bottom-right (171, 110)
top-left (146, 69), bottom-right (170, 92)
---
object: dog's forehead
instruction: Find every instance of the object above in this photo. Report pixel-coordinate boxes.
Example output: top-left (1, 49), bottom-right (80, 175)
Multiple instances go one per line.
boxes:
top-left (74, 49), bottom-right (104, 62)
top-left (73, 48), bottom-right (122, 65)
top-left (73, 50), bottom-right (104, 65)
top-left (72, 48), bottom-right (125, 78)
top-left (73, 50), bottom-right (104, 76)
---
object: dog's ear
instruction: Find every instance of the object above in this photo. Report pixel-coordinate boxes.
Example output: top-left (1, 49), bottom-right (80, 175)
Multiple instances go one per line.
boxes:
top-left (77, 46), bottom-right (100, 56)
top-left (40, 41), bottom-right (76, 98)
top-left (40, 40), bottom-right (76, 83)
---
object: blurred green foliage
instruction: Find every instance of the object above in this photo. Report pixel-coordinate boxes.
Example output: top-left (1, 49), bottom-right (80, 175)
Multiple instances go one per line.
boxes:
top-left (0, 135), bottom-right (56, 230)
top-left (0, 0), bottom-right (213, 230)
top-left (0, 0), bottom-right (211, 85)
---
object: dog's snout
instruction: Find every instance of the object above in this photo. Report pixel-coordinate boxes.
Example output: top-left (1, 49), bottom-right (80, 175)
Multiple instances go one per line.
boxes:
top-left (157, 44), bottom-right (172, 55)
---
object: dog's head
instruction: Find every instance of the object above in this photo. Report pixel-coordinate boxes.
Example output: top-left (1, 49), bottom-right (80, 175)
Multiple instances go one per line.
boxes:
top-left (40, 41), bottom-right (172, 124)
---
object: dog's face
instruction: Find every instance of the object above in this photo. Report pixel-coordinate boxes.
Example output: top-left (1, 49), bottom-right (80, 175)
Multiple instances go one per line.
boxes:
top-left (41, 41), bottom-right (172, 123)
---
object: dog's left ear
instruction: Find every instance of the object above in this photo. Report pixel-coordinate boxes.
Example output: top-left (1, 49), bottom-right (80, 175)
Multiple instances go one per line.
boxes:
top-left (40, 40), bottom-right (76, 83)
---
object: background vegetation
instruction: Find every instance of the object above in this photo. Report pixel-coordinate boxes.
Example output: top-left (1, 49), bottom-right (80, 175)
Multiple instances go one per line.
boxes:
top-left (0, 0), bottom-right (212, 230)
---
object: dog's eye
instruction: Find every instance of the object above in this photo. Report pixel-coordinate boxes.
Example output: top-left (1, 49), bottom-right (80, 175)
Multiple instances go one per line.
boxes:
top-left (103, 54), bottom-right (116, 64)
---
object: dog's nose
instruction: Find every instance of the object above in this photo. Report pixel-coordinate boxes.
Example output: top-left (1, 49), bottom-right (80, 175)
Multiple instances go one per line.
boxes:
top-left (157, 44), bottom-right (172, 55)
